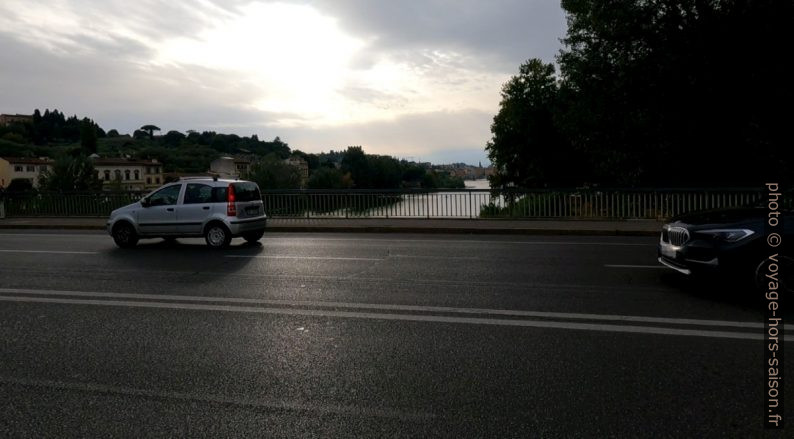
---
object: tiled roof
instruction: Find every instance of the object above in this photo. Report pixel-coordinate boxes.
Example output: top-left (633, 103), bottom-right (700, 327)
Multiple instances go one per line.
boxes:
top-left (1, 157), bottom-right (53, 165)
top-left (92, 158), bottom-right (160, 166)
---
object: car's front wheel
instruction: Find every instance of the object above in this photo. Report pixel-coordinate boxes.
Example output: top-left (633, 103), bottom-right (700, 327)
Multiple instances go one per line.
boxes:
top-left (242, 230), bottom-right (264, 244)
top-left (112, 222), bottom-right (138, 248)
top-left (205, 223), bottom-right (231, 248)
top-left (754, 255), bottom-right (794, 294)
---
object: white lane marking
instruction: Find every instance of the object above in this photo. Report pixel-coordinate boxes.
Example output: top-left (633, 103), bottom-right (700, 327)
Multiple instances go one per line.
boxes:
top-left (389, 254), bottom-right (482, 260)
top-left (605, 264), bottom-right (667, 269)
top-left (225, 255), bottom-right (384, 261)
top-left (0, 295), bottom-right (772, 341)
top-left (0, 288), bottom-right (783, 332)
top-left (0, 233), bottom-right (104, 237)
top-left (0, 376), bottom-right (434, 420)
top-left (0, 249), bottom-right (98, 255)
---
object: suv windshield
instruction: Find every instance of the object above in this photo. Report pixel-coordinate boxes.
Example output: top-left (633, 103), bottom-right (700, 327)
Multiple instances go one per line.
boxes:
top-left (232, 182), bottom-right (261, 202)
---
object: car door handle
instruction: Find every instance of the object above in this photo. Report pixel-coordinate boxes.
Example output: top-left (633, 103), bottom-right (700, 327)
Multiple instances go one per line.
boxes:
top-left (202, 206), bottom-right (210, 210)
top-left (166, 208), bottom-right (174, 212)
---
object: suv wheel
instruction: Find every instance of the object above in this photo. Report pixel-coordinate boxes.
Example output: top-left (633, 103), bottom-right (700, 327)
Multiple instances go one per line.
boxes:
top-left (112, 222), bottom-right (138, 248)
top-left (243, 230), bottom-right (264, 244)
top-left (205, 224), bottom-right (231, 248)
top-left (754, 256), bottom-right (794, 294)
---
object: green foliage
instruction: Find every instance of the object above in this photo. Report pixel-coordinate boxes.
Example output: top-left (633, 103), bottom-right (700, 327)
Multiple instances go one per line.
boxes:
top-left (0, 138), bottom-right (31, 156)
top-left (162, 130), bottom-right (185, 147)
top-left (38, 155), bottom-right (102, 191)
top-left (80, 118), bottom-right (98, 154)
top-left (340, 146), bottom-right (405, 189)
top-left (139, 125), bottom-right (160, 139)
top-left (488, 1), bottom-right (794, 187)
top-left (6, 178), bottom-right (34, 193)
top-left (486, 59), bottom-right (583, 188)
top-left (1, 132), bottom-right (26, 144)
top-left (247, 155), bottom-right (302, 190)
top-left (421, 170), bottom-right (466, 189)
top-left (307, 167), bottom-right (353, 189)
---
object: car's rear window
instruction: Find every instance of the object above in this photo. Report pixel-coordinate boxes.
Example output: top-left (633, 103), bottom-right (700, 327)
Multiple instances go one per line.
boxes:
top-left (231, 182), bottom-right (261, 202)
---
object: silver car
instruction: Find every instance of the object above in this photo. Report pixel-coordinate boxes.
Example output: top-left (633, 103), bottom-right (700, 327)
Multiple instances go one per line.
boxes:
top-left (107, 177), bottom-right (267, 248)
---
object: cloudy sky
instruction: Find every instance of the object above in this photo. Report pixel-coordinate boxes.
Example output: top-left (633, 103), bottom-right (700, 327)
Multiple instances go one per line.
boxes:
top-left (0, 0), bottom-right (567, 165)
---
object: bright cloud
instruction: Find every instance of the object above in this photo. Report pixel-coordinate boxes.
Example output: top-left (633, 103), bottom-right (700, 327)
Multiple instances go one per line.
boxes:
top-left (0, 0), bottom-right (567, 164)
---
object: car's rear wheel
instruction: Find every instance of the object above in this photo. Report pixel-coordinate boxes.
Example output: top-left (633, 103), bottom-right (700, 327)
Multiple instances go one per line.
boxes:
top-left (205, 223), bottom-right (231, 248)
top-left (112, 222), bottom-right (138, 248)
top-left (243, 230), bottom-right (264, 244)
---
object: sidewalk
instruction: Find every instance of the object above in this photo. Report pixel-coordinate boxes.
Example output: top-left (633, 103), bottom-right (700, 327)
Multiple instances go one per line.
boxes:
top-left (0, 217), bottom-right (663, 236)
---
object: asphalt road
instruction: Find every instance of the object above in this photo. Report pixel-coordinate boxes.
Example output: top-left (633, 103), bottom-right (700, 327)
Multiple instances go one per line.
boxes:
top-left (0, 231), bottom-right (789, 437)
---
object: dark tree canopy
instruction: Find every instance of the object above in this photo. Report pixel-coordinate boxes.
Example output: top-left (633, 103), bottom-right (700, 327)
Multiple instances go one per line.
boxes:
top-left (80, 118), bottom-right (98, 154)
top-left (139, 125), bottom-right (161, 139)
top-left (38, 155), bottom-right (102, 191)
top-left (487, 0), bottom-right (794, 187)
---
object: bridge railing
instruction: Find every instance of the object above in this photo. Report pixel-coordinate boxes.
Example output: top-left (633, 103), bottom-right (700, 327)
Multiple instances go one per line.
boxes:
top-left (0, 188), bottom-right (765, 220)
top-left (261, 188), bottom-right (764, 220)
top-left (0, 191), bottom-right (147, 217)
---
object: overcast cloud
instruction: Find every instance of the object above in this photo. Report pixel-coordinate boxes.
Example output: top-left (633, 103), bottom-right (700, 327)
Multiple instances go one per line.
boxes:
top-left (0, 0), bottom-right (567, 164)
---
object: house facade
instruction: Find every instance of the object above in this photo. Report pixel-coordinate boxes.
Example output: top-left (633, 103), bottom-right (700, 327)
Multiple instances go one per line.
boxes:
top-left (91, 158), bottom-right (164, 191)
top-left (0, 157), bottom-right (53, 188)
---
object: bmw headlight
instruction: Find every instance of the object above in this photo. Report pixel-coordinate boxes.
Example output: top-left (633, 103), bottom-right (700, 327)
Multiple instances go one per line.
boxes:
top-left (698, 229), bottom-right (755, 242)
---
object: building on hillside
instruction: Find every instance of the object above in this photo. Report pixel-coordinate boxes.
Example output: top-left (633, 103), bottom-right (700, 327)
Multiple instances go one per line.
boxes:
top-left (234, 157), bottom-right (252, 176)
top-left (209, 156), bottom-right (252, 179)
top-left (284, 155), bottom-right (309, 187)
top-left (0, 114), bottom-right (33, 126)
top-left (163, 172), bottom-right (216, 183)
top-left (91, 157), bottom-right (163, 191)
top-left (0, 157), bottom-right (53, 188)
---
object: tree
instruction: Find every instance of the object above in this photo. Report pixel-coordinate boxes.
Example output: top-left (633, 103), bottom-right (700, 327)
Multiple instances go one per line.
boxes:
top-left (555, 0), bottom-right (794, 186)
top-left (485, 1), bottom-right (793, 187)
top-left (80, 118), bottom-right (98, 154)
top-left (107, 129), bottom-right (120, 138)
top-left (162, 130), bottom-right (185, 147)
top-left (139, 125), bottom-right (160, 139)
top-left (6, 178), bottom-right (34, 193)
top-left (341, 146), bottom-right (369, 188)
top-left (38, 155), bottom-right (102, 191)
top-left (486, 59), bottom-right (582, 188)
top-left (307, 167), bottom-right (352, 189)
top-left (247, 155), bottom-right (302, 190)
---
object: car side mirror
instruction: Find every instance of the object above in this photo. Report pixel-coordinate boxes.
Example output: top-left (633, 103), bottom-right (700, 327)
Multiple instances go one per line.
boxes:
top-left (141, 197), bottom-right (150, 208)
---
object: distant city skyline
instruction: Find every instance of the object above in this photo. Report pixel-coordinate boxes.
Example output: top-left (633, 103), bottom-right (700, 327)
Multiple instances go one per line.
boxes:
top-left (0, 1), bottom-right (567, 166)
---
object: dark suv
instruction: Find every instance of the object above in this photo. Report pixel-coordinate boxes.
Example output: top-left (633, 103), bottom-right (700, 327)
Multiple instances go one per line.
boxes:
top-left (658, 204), bottom-right (793, 290)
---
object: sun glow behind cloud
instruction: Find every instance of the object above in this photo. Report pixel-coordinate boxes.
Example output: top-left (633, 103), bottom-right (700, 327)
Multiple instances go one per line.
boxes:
top-left (152, 2), bottom-right (504, 128)
top-left (156, 3), bottom-right (367, 125)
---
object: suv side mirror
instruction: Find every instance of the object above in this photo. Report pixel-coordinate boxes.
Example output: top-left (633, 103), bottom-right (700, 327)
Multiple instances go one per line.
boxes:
top-left (140, 197), bottom-right (150, 208)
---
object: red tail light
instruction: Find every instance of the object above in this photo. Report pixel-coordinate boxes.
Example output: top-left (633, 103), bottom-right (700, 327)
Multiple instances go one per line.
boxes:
top-left (227, 184), bottom-right (237, 216)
